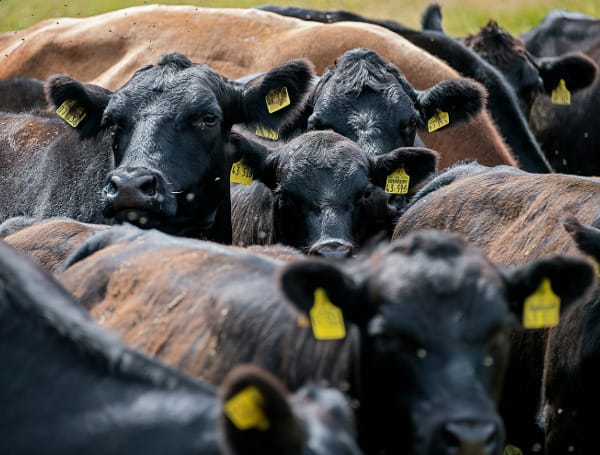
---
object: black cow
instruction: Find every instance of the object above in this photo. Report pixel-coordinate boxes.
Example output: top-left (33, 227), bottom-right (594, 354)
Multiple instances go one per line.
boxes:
top-left (250, 47), bottom-right (485, 157)
top-left (46, 222), bottom-right (594, 454)
top-left (540, 216), bottom-right (600, 455)
top-left (0, 239), bottom-right (362, 455)
top-left (230, 130), bottom-right (438, 256)
top-left (0, 77), bottom-right (46, 112)
top-left (255, 4), bottom-right (553, 173)
top-left (421, 3), bottom-right (598, 115)
top-left (0, 52), bottom-right (313, 242)
top-left (522, 10), bottom-right (600, 175)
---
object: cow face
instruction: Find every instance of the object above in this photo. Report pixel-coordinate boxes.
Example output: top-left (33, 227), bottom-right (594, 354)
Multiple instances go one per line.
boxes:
top-left (279, 230), bottom-right (594, 454)
top-left (234, 130), bottom-right (438, 258)
top-left (46, 53), bottom-right (313, 241)
top-left (464, 21), bottom-right (598, 113)
top-left (305, 48), bottom-right (484, 155)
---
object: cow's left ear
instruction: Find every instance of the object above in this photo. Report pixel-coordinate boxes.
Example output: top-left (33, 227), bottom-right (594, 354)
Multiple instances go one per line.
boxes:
top-left (229, 132), bottom-right (279, 189)
top-left (416, 78), bottom-right (485, 127)
top-left (219, 364), bottom-right (304, 454)
top-left (501, 255), bottom-right (594, 322)
top-left (563, 215), bottom-right (600, 261)
top-left (46, 75), bottom-right (112, 139)
top-left (370, 147), bottom-right (439, 191)
top-left (238, 59), bottom-right (315, 130)
top-left (538, 52), bottom-right (598, 95)
top-left (279, 259), bottom-right (372, 331)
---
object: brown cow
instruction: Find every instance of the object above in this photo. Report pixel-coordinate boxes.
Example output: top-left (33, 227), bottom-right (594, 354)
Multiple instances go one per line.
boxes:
top-left (0, 5), bottom-right (516, 170)
top-left (392, 162), bottom-right (600, 454)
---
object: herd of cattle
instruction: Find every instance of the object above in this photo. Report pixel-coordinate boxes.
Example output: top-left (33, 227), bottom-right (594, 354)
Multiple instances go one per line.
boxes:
top-left (1, 3), bottom-right (599, 455)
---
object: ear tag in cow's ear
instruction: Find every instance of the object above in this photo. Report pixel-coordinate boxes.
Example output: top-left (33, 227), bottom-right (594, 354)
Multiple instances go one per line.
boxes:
top-left (265, 86), bottom-right (291, 114)
top-left (427, 109), bottom-right (450, 132)
top-left (224, 386), bottom-right (270, 431)
top-left (385, 168), bottom-right (410, 194)
top-left (503, 444), bottom-right (523, 455)
top-left (255, 124), bottom-right (279, 140)
top-left (593, 259), bottom-right (600, 278)
top-left (551, 79), bottom-right (571, 105)
top-left (309, 287), bottom-right (346, 340)
top-left (230, 160), bottom-right (254, 185)
top-left (56, 99), bottom-right (87, 128)
top-left (523, 278), bottom-right (561, 329)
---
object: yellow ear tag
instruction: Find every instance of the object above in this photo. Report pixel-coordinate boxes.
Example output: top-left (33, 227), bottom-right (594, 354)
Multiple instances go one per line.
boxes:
top-left (523, 278), bottom-right (561, 329)
top-left (309, 288), bottom-right (346, 340)
top-left (55, 99), bottom-right (87, 128)
top-left (224, 386), bottom-right (270, 431)
top-left (551, 79), bottom-right (571, 105)
top-left (265, 86), bottom-right (291, 114)
top-left (427, 109), bottom-right (450, 132)
top-left (593, 260), bottom-right (600, 278)
top-left (385, 168), bottom-right (410, 194)
top-left (255, 124), bottom-right (279, 140)
top-left (503, 444), bottom-right (523, 455)
top-left (230, 160), bottom-right (254, 185)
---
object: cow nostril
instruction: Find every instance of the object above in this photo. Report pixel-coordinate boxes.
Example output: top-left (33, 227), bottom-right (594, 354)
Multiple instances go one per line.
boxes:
top-left (309, 241), bottom-right (354, 259)
top-left (139, 175), bottom-right (158, 197)
top-left (105, 177), bottom-right (120, 196)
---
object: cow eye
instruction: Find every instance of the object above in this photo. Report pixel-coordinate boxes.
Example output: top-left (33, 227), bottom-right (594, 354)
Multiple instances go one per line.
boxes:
top-left (202, 114), bottom-right (217, 127)
top-left (402, 118), bottom-right (417, 131)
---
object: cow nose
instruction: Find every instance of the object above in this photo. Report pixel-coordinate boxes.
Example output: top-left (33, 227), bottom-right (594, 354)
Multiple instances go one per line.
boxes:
top-left (104, 169), bottom-right (160, 212)
top-left (440, 421), bottom-right (500, 455)
top-left (308, 240), bottom-right (355, 259)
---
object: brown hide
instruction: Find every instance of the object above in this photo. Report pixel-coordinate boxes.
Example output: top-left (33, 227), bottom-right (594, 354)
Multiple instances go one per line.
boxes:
top-left (394, 170), bottom-right (600, 264)
top-left (0, 5), bottom-right (515, 170)
top-left (14, 226), bottom-right (358, 390)
top-left (2, 219), bottom-right (109, 274)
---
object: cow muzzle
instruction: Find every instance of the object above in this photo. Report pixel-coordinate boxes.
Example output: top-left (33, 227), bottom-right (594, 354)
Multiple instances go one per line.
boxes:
top-left (433, 419), bottom-right (502, 455)
top-left (308, 239), bottom-right (355, 259)
top-left (102, 167), bottom-right (177, 221)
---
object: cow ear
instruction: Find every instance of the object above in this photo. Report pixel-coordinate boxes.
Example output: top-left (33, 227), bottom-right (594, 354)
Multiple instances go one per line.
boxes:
top-left (563, 215), bottom-right (600, 261)
top-left (416, 78), bottom-right (485, 127)
top-left (229, 132), bottom-right (279, 189)
top-left (421, 2), bottom-right (444, 32)
top-left (501, 256), bottom-right (594, 324)
top-left (279, 260), bottom-right (370, 330)
top-left (370, 147), bottom-right (439, 191)
top-left (240, 59), bottom-right (315, 131)
top-left (538, 52), bottom-right (598, 94)
top-left (45, 75), bottom-right (112, 139)
top-left (219, 364), bottom-right (304, 454)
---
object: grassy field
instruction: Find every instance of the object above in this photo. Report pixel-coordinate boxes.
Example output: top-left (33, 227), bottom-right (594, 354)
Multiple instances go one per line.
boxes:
top-left (1, 0), bottom-right (599, 36)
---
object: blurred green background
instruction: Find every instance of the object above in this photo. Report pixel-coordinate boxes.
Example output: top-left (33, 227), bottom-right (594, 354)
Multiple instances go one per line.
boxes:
top-left (1, 0), bottom-right (599, 36)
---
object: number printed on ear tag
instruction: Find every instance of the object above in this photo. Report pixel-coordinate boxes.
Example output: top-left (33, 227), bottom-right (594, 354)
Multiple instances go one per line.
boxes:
top-left (255, 124), bottom-right (279, 140)
top-left (523, 278), bottom-right (561, 329)
top-left (265, 86), bottom-right (291, 114)
top-left (224, 386), bottom-right (270, 431)
top-left (309, 288), bottom-right (346, 340)
top-left (385, 168), bottom-right (410, 194)
top-left (427, 109), bottom-right (450, 132)
top-left (56, 99), bottom-right (86, 127)
top-left (230, 160), bottom-right (254, 185)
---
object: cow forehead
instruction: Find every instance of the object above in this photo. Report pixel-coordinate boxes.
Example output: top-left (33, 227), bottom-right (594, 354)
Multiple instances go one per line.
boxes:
top-left (109, 65), bottom-right (228, 114)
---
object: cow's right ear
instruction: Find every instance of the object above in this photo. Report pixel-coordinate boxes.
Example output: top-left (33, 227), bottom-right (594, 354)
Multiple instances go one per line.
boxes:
top-left (219, 364), bottom-right (304, 454)
top-left (278, 260), bottom-right (371, 331)
top-left (46, 75), bottom-right (112, 139)
top-left (229, 132), bottom-right (279, 189)
top-left (421, 2), bottom-right (445, 32)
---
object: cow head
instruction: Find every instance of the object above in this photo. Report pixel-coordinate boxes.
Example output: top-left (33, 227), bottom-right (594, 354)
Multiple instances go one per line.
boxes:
top-left (463, 20), bottom-right (598, 113)
top-left (305, 48), bottom-right (485, 155)
top-left (46, 52), bottom-right (314, 242)
top-left (232, 130), bottom-right (438, 258)
top-left (278, 230), bottom-right (594, 454)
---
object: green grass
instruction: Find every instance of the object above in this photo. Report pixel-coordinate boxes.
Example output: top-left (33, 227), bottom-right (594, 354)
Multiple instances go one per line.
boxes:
top-left (0, 0), bottom-right (599, 36)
